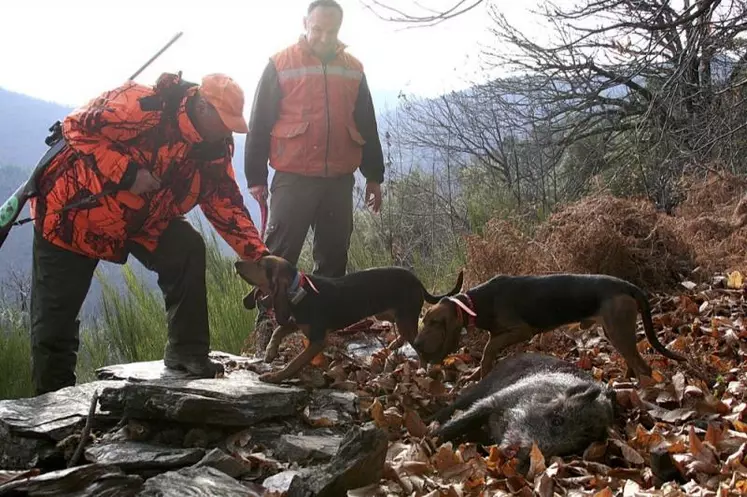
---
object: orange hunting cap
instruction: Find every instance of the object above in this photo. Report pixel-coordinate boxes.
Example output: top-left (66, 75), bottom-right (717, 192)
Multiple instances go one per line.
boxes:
top-left (199, 73), bottom-right (249, 134)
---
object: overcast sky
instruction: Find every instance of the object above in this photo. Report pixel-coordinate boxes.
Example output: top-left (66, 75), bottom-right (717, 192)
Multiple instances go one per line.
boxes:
top-left (0, 0), bottom-right (543, 112)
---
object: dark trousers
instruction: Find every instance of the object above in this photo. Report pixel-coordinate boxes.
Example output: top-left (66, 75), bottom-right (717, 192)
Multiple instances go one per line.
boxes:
top-left (30, 217), bottom-right (209, 395)
top-left (264, 171), bottom-right (354, 278)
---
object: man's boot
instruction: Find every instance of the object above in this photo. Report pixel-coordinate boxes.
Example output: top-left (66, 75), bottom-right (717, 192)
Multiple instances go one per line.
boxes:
top-left (163, 348), bottom-right (225, 377)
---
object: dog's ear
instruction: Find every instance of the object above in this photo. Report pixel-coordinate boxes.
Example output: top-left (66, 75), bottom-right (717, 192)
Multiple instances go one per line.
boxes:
top-left (235, 257), bottom-right (278, 295)
top-left (243, 290), bottom-right (258, 310)
top-left (271, 273), bottom-right (293, 326)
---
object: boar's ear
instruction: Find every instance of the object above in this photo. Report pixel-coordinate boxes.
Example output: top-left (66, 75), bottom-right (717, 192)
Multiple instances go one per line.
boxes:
top-left (567, 384), bottom-right (602, 404)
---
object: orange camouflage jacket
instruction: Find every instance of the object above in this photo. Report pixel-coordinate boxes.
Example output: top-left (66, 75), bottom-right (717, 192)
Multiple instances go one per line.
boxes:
top-left (29, 73), bottom-right (268, 263)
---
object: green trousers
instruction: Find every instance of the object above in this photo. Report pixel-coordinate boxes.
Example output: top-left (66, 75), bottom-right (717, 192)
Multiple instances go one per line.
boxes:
top-left (30, 217), bottom-right (210, 395)
top-left (264, 171), bottom-right (355, 277)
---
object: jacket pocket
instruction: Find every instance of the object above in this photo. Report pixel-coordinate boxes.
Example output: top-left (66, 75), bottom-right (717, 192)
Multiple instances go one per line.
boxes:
top-left (271, 121), bottom-right (310, 139)
top-left (346, 124), bottom-right (366, 146)
top-left (270, 122), bottom-right (309, 167)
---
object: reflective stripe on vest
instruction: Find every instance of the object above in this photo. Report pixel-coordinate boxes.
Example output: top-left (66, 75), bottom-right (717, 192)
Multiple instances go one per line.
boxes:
top-left (269, 41), bottom-right (365, 178)
top-left (277, 65), bottom-right (363, 82)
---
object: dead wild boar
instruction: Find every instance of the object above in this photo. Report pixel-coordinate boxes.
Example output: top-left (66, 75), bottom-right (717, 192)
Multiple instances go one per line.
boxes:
top-left (430, 353), bottom-right (617, 472)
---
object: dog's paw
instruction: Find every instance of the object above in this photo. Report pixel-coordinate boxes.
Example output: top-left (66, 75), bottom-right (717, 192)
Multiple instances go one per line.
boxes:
top-left (259, 372), bottom-right (283, 384)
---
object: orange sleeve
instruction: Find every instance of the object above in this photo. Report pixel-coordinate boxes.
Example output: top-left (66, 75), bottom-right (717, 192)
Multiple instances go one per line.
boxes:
top-left (62, 82), bottom-right (160, 185)
top-left (199, 153), bottom-right (269, 261)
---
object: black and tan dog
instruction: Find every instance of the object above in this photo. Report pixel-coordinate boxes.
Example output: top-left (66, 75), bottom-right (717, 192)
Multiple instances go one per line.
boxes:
top-left (235, 255), bottom-right (464, 383)
top-left (413, 273), bottom-right (687, 380)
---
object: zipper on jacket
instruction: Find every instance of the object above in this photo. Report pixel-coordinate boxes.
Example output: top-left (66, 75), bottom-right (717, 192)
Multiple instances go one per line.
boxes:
top-left (322, 63), bottom-right (331, 176)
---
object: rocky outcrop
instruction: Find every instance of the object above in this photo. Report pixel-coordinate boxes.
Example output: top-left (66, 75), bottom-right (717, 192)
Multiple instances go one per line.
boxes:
top-left (0, 351), bottom-right (387, 496)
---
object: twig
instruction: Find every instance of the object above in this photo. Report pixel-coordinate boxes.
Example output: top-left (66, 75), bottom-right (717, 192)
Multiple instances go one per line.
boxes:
top-left (68, 389), bottom-right (99, 468)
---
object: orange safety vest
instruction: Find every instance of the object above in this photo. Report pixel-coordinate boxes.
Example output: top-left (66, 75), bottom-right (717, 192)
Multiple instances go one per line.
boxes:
top-left (269, 37), bottom-right (366, 178)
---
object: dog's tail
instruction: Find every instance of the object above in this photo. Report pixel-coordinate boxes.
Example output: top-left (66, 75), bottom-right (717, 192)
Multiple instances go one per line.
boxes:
top-left (423, 270), bottom-right (464, 305)
top-left (628, 284), bottom-right (687, 362)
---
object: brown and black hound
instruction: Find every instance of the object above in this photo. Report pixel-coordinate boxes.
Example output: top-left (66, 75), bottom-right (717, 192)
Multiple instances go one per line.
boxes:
top-left (413, 273), bottom-right (687, 381)
top-left (234, 255), bottom-right (464, 383)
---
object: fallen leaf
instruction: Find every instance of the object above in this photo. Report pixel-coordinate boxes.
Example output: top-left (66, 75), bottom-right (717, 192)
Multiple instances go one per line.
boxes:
top-left (672, 371), bottom-right (687, 404)
top-left (526, 442), bottom-right (547, 480)
top-left (651, 370), bottom-right (666, 384)
top-left (432, 444), bottom-right (461, 473)
top-left (399, 461), bottom-right (431, 476)
top-left (622, 479), bottom-right (644, 497)
top-left (705, 423), bottom-right (723, 446)
top-left (583, 441), bottom-right (609, 461)
top-left (679, 295), bottom-right (700, 315)
top-left (681, 280), bottom-right (697, 290)
top-left (404, 408), bottom-right (428, 438)
top-left (534, 471), bottom-right (554, 497)
top-left (658, 407), bottom-right (697, 423)
top-left (727, 271), bottom-right (744, 289)
top-left (689, 425), bottom-right (719, 467)
top-left (301, 406), bottom-right (338, 427)
top-left (370, 398), bottom-right (388, 429)
top-left (612, 439), bottom-right (645, 465)
top-left (383, 406), bottom-right (404, 429)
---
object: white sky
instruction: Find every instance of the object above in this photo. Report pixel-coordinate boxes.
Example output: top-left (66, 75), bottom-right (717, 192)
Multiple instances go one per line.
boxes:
top-left (0, 0), bottom-right (543, 112)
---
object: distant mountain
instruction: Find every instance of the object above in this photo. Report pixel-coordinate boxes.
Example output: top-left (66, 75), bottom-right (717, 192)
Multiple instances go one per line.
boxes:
top-left (0, 89), bottom-right (73, 168)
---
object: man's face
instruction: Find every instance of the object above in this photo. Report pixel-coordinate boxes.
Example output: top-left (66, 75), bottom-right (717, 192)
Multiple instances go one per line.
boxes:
top-left (193, 94), bottom-right (232, 143)
top-left (304, 6), bottom-right (342, 59)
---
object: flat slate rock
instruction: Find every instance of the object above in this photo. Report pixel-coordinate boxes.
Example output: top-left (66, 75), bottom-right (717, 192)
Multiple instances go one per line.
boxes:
top-left (96, 350), bottom-right (256, 382)
top-left (0, 380), bottom-right (125, 470)
top-left (0, 380), bottom-right (123, 439)
top-left (137, 466), bottom-right (253, 497)
top-left (302, 390), bottom-right (359, 428)
top-left (85, 441), bottom-right (205, 471)
top-left (0, 463), bottom-right (143, 496)
top-left (98, 369), bottom-right (308, 427)
top-left (309, 390), bottom-right (358, 415)
top-left (263, 470), bottom-right (309, 495)
top-left (274, 434), bottom-right (341, 463)
top-left (193, 448), bottom-right (251, 479)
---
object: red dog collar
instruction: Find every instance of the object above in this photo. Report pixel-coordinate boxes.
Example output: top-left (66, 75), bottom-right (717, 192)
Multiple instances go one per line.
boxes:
top-left (447, 293), bottom-right (477, 328)
top-left (298, 272), bottom-right (319, 294)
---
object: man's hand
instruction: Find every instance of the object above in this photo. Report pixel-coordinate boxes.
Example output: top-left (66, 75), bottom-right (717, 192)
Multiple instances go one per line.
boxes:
top-left (365, 181), bottom-right (382, 214)
top-left (249, 185), bottom-right (269, 204)
top-left (129, 169), bottom-right (161, 195)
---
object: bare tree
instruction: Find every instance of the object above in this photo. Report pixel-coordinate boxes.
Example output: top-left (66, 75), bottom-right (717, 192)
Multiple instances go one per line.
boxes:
top-left (362, 0), bottom-right (483, 26)
top-left (365, 0), bottom-right (747, 211)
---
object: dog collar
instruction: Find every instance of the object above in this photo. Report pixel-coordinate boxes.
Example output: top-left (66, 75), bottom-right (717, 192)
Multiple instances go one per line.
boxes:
top-left (287, 271), bottom-right (319, 304)
top-left (448, 293), bottom-right (477, 328)
top-left (299, 272), bottom-right (319, 293)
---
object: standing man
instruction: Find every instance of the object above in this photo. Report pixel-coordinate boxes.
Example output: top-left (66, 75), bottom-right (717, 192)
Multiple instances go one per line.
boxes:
top-left (29, 71), bottom-right (270, 395)
top-left (245, 0), bottom-right (386, 352)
